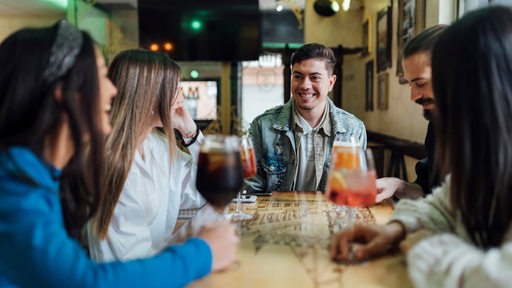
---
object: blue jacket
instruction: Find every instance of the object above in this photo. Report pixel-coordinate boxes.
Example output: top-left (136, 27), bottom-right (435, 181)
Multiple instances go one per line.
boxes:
top-left (0, 147), bottom-right (211, 288)
top-left (246, 98), bottom-right (367, 193)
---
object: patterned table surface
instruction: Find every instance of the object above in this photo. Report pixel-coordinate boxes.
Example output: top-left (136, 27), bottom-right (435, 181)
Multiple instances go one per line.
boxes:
top-left (186, 192), bottom-right (412, 288)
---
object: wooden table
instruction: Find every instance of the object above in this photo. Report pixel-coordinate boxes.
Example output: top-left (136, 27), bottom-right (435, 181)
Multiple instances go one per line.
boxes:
top-left (182, 192), bottom-right (412, 288)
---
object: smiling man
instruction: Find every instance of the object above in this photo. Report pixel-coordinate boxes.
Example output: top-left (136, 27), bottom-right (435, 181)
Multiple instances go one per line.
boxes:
top-left (376, 25), bottom-right (447, 202)
top-left (246, 43), bottom-right (366, 194)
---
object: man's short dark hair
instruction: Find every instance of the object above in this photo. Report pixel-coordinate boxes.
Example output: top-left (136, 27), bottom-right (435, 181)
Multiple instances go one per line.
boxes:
top-left (403, 24), bottom-right (448, 59)
top-left (291, 43), bottom-right (337, 75)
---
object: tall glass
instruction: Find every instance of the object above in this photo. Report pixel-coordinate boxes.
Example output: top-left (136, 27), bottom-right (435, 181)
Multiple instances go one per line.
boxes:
top-left (326, 141), bottom-right (377, 259)
top-left (241, 135), bottom-right (257, 179)
top-left (196, 135), bottom-right (244, 217)
top-left (227, 135), bottom-right (257, 220)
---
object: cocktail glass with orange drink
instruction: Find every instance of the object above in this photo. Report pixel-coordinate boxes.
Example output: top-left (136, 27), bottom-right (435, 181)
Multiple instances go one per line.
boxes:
top-left (327, 144), bottom-right (377, 207)
top-left (327, 138), bottom-right (377, 232)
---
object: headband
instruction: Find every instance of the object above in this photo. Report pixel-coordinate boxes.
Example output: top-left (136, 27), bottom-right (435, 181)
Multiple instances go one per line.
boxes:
top-left (43, 20), bottom-right (84, 83)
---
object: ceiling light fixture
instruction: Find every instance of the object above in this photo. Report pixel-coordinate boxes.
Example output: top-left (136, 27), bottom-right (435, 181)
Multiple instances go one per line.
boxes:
top-left (313, 0), bottom-right (340, 17)
top-left (342, 0), bottom-right (350, 11)
top-left (45, 0), bottom-right (68, 9)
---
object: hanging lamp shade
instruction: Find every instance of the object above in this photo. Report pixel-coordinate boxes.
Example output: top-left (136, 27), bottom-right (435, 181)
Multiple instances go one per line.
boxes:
top-left (313, 0), bottom-right (340, 17)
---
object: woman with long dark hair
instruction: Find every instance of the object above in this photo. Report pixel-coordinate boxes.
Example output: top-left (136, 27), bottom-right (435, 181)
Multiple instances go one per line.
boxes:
top-left (0, 20), bottom-right (238, 287)
top-left (331, 6), bottom-right (512, 287)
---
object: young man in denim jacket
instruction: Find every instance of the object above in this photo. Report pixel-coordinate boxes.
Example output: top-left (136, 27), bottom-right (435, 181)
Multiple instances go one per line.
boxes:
top-left (246, 43), bottom-right (366, 194)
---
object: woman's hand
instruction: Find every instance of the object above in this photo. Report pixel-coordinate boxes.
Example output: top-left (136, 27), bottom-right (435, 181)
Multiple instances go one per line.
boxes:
top-left (171, 94), bottom-right (196, 138)
top-left (330, 222), bottom-right (406, 261)
top-left (197, 221), bottom-right (240, 272)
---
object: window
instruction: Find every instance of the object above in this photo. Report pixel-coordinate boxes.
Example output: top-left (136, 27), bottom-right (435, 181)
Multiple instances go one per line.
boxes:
top-left (241, 54), bottom-right (285, 132)
top-left (180, 79), bottom-right (219, 121)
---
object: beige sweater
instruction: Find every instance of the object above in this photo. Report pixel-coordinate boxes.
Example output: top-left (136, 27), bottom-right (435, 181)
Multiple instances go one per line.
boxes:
top-left (389, 175), bottom-right (512, 287)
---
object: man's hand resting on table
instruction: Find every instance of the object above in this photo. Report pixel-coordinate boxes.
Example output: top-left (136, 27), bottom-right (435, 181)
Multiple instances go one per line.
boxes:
top-left (375, 177), bottom-right (424, 203)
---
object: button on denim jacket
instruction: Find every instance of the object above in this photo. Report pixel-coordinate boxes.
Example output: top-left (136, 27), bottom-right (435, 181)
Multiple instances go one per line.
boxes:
top-left (245, 98), bottom-right (367, 194)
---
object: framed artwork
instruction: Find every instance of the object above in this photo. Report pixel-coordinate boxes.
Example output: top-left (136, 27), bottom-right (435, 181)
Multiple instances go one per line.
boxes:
top-left (376, 6), bottom-right (392, 73)
top-left (457, 0), bottom-right (492, 19)
top-left (362, 18), bottom-right (370, 56)
top-left (457, 0), bottom-right (465, 18)
top-left (396, 0), bottom-right (425, 84)
top-left (365, 60), bottom-right (374, 111)
top-left (377, 73), bottom-right (389, 110)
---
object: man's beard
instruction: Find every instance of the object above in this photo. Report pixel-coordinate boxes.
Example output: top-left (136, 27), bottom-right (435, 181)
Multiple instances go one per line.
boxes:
top-left (423, 109), bottom-right (433, 121)
top-left (415, 98), bottom-right (435, 120)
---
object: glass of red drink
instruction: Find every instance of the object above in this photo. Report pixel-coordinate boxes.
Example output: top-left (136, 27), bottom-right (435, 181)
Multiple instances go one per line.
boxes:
top-left (326, 141), bottom-right (377, 229)
top-left (327, 147), bottom-right (377, 207)
top-left (326, 141), bottom-right (377, 262)
top-left (241, 136), bottom-right (257, 179)
top-left (227, 135), bottom-right (257, 221)
top-left (196, 135), bottom-right (243, 217)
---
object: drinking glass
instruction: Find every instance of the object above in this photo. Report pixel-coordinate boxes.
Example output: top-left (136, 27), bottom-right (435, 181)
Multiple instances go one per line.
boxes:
top-left (227, 135), bottom-right (257, 220)
top-left (326, 141), bottom-right (377, 260)
top-left (196, 135), bottom-right (244, 218)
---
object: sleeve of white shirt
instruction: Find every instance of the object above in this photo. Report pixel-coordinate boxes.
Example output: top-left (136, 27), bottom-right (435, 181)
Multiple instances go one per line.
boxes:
top-left (388, 175), bottom-right (512, 287)
top-left (388, 175), bottom-right (455, 233)
top-left (407, 233), bottom-right (512, 288)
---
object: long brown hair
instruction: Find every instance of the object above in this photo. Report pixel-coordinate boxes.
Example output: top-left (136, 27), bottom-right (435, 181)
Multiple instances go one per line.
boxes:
top-left (92, 49), bottom-right (181, 238)
top-left (432, 6), bottom-right (512, 248)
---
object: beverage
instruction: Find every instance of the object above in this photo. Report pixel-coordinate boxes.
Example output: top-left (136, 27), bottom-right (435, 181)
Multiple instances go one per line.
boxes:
top-left (326, 145), bottom-right (377, 261)
top-left (196, 150), bottom-right (244, 209)
top-left (331, 143), bottom-right (360, 170)
top-left (326, 170), bottom-right (377, 207)
top-left (227, 135), bottom-right (256, 220)
top-left (327, 145), bottom-right (377, 208)
top-left (241, 146), bottom-right (257, 178)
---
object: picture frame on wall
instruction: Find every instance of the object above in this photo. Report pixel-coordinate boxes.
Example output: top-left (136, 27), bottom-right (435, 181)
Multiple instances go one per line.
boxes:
top-left (376, 6), bottom-right (392, 73)
top-left (457, 0), bottom-right (492, 19)
top-left (377, 73), bottom-right (389, 110)
top-left (396, 0), bottom-right (425, 84)
top-left (365, 60), bottom-right (374, 111)
top-left (362, 17), bottom-right (370, 56)
top-left (457, 0), bottom-right (465, 18)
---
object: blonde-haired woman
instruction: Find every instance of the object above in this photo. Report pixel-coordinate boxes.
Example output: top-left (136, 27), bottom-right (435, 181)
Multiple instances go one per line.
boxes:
top-left (88, 49), bottom-right (237, 265)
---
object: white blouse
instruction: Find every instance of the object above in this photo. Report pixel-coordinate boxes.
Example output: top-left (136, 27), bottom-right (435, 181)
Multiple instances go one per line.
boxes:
top-left (88, 131), bottom-right (205, 262)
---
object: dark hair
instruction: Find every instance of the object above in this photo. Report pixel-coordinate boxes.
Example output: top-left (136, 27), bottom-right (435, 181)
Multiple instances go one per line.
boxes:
top-left (432, 5), bottom-right (512, 248)
top-left (291, 43), bottom-right (337, 75)
top-left (0, 23), bottom-right (104, 243)
top-left (403, 24), bottom-right (447, 59)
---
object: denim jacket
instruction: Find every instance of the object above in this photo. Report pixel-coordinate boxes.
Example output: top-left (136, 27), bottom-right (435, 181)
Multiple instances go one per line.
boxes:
top-left (245, 98), bottom-right (367, 194)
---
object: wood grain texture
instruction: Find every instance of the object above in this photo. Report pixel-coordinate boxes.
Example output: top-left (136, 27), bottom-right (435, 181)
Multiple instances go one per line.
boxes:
top-left (186, 192), bottom-right (411, 288)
